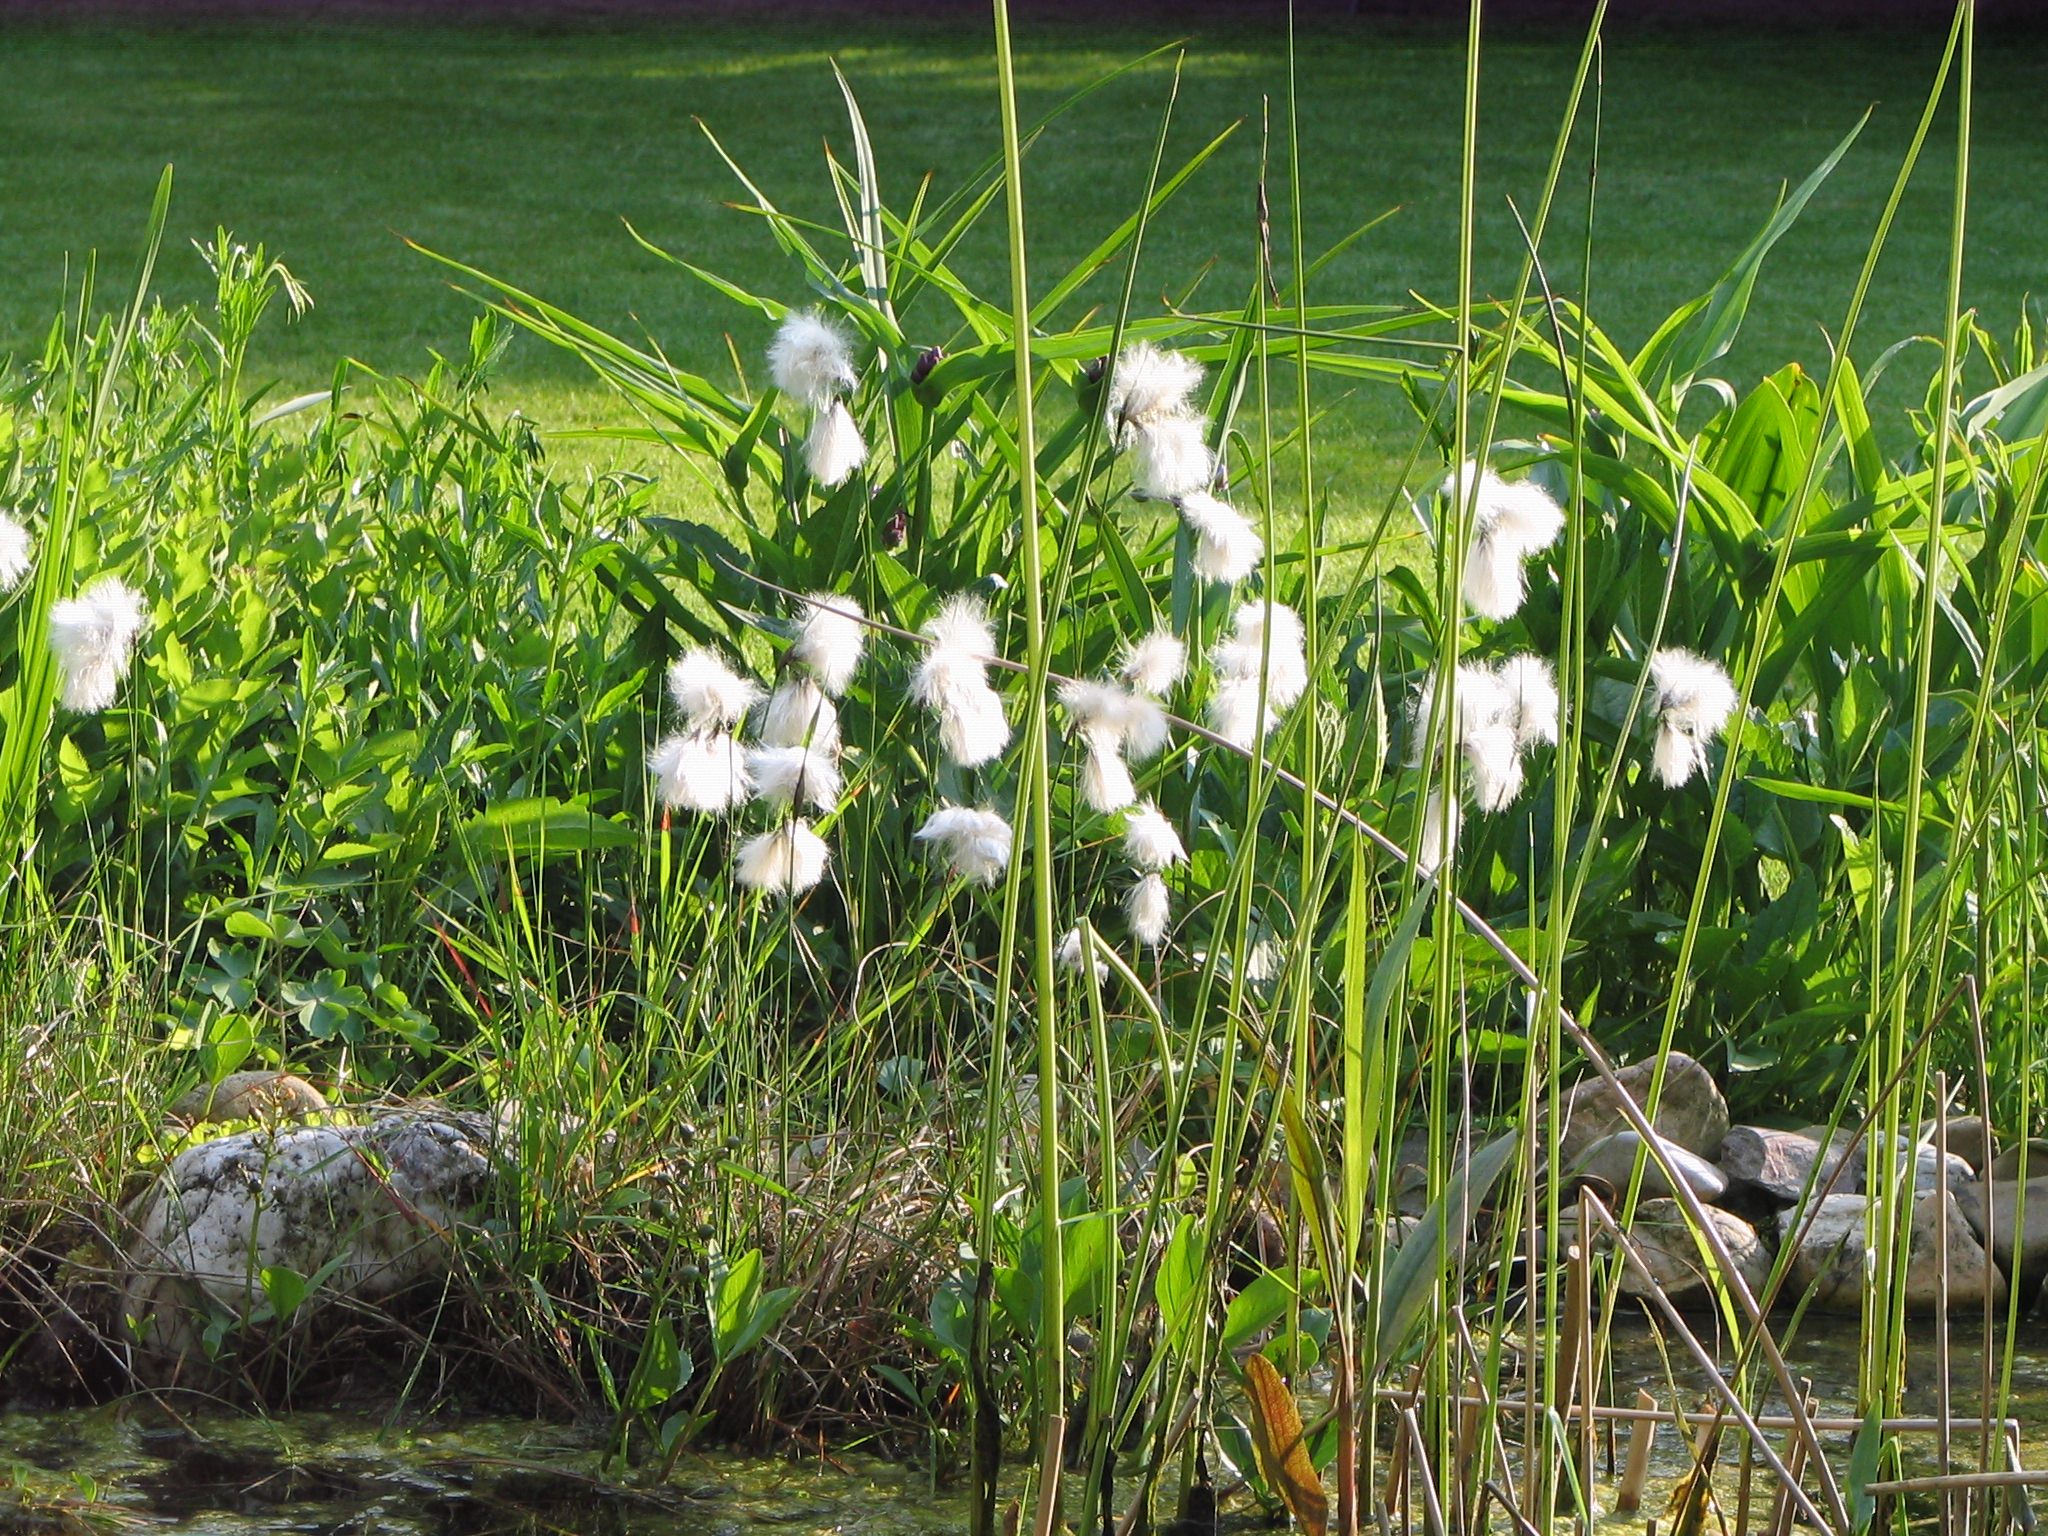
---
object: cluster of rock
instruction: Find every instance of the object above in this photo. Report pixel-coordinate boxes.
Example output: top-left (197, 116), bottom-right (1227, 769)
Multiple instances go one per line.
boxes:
top-left (1558, 1054), bottom-right (2048, 1316)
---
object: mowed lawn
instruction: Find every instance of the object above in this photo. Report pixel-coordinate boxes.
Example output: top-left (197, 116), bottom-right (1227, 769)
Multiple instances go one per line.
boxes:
top-left (0, 15), bottom-right (2038, 523)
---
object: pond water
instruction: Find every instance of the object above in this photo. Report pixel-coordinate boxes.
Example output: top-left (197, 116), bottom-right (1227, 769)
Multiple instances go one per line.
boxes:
top-left (0, 1411), bottom-right (972, 1536)
top-left (5, 1319), bottom-right (2046, 1536)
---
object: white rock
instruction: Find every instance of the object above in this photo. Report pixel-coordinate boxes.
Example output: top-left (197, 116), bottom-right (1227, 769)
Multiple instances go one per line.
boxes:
top-left (1555, 1052), bottom-right (1728, 1166)
top-left (1779, 1190), bottom-right (2004, 1315)
top-left (1614, 1200), bottom-right (1770, 1307)
top-left (1858, 1132), bottom-right (1977, 1197)
top-left (1577, 1130), bottom-right (1728, 1203)
top-left (122, 1110), bottom-right (499, 1358)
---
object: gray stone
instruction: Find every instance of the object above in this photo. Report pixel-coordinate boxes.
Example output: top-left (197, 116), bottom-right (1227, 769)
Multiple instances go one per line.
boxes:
top-left (1718, 1125), bottom-right (1855, 1205)
top-left (1955, 1178), bottom-right (2048, 1301)
top-left (1556, 1053), bottom-right (1729, 1166)
top-left (1577, 1130), bottom-right (1728, 1203)
top-left (1615, 1199), bottom-right (1770, 1307)
top-left (1779, 1191), bottom-right (2004, 1315)
top-left (169, 1071), bottom-right (330, 1126)
top-left (1859, 1132), bottom-right (1977, 1197)
top-left (1920, 1114), bottom-right (1996, 1174)
top-left (121, 1109), bottom-right (499, 1360)
top-left (1987, 1141), bottom-right (2048, 1183)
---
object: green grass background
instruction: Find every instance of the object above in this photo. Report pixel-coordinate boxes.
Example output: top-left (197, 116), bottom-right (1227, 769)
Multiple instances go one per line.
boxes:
top-left (0, 16), bottom-right (2036, 518)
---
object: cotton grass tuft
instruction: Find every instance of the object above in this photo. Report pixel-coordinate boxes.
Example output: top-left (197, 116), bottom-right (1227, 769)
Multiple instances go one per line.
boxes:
top-left (1205, 600), bottom-right (1308, 749)
top-left (1442, 461), bottom-right (1566, 621)
top-left (747, 743), bottom-right (842, 814)
top-left (760, 677), bottom-right (841, 752)
top-left (913, 596), bottom-right (1010, 767)
top-left (735, 819), bottom-right (831, 896)
top-left (0, 513), bottom-right (31, 593)
top-left (1648, 648), bottom-right (1738, 787)
top-left (1178, 489), bottom-right (1263, 586)
top-left (791, 592), bottom-right (866, 696)
top-left (48, 576), bottom-right (146, 714)
top-left (1126, 872), bottom-right (1172, 947)
top-left (768, 311), bottom-right (857, 408)
top-left (1121, 800), bottom-right (1185, 871)
top-left (805, 399), bottom-right (868, 488)
top-left (648, 732), bottom-right (753, 815)
top-left (916, 804), bottom-right (1014, 886)
top-left (1057, 926), bottom-right (1110, 981)
top-left (668, 648), bottom-right (762, 733)
top-left (1119, 630), bottom-right (1186, 697)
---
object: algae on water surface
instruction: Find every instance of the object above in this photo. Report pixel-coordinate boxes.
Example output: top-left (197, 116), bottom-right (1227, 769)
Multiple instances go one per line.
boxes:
top-left (0, 1411), bottom-right (976, 1536)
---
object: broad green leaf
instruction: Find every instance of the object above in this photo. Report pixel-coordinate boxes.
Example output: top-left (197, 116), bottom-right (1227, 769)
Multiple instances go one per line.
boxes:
top-left (456, 797), bottom-right (638, 861)
top-left (1371, 1134), bottom-right (1517, 1377)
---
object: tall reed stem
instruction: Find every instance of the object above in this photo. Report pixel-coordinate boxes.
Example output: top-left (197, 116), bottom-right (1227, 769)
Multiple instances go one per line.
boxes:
top-left (988, 0), bottom-right (1068, 1515)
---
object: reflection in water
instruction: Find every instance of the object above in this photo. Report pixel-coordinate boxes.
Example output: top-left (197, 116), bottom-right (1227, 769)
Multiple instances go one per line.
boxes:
top-left (0, 1412), bottom-right (972, 1536)
top-left (4, 1322), bottom-right (2046, 1536)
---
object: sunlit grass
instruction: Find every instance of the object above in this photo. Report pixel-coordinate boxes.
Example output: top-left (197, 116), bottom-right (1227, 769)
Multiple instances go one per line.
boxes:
top-left (0, 17), bottom-right (2041, 524)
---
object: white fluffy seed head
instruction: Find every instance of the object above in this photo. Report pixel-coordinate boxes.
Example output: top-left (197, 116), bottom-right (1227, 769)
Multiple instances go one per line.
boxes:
top-left (1444, 461), bottom-right (1566, 622)
top-left (1416, 787), bottom-right (1459, 879)
top-left (1058, 678), bottom-right (1171, 762)
top-left (0, 513), bottom-right (31, 593)
top-left (915, 596), bottom-right (1009, 767)
top-left (1179, 489), bottom-right (1263, 585)
top-left (1483, 473), bottom-right (1567, 555)
top-left (936, 678), bottom-right (1011, 768)
top-left (1650, 649), bottom-right (1738, 734)
top-left (1119, 630), bottom-right (1186, 697)
top-left (735, 819), bottom-right (831, 896)
top-left (1121, 800), bottom-right (1186, 871)
top-left (1057, 926), bottom-right (1110, 981)
top-left (1492, 654), bottom-right (1560, 749)
top-left (1057, 678), bottom-right (1128, 732)
top-left (1648, 649), bottom-right (1738, 788)
top-left (1212, 600), bottom-right (1307, 712)
top-left (1205, 676), bottom-right (1273, 750)
top-left (667, 648), bottom-right (762, 732)
top-left (916, 804), bottom-right (1014, 886)
top-left (805, 399), bottom-right (869, 489)
top-left (1652, 722), bottom-right (1701, 788)
top-left (1118, 692), bottom-right (1171, 761)
top-left (1464, 722), bottom-right (1525, 813)
top-left (48, 576), bottom-right (146, 714)
top-left (1462, 531), bottom-right (1530, 622)
top-left (922, 593), bottom-right (996, 661)
top-left (769, 311), bottom-right (857, 409)
top-left (648, 732), bottom-right (754, 815)
top-left (791, 592), bottom-right (866, 696)
top-left (1104, 342), bottom-right (1203, 446)
top-left (1411, 663), bottom-right (1511, 764)
top-left (746, 743), bottom-right (842, 813)
top-left (1079, 729), bottom-right (1137, 814)
top-left (760, 677), bottom-right (840, 751)
top-left (1126, 872), bottom-right (1172, 947)
top-left (1131, 416), bottom-right (1214, 501)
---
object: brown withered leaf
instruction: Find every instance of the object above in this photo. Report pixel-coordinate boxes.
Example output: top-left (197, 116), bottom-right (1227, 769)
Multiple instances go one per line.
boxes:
top-left (1665, 1419), bottom-right (1727, 1536)
top-left (1242, 1352), bottom-right (1329, 1536)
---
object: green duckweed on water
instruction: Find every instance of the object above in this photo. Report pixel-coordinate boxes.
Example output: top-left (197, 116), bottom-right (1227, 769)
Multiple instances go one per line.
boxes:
top-left (0, 1409), bottom-right (981, 1536)
top-left (7, 1323), bottom-right (2048, 1536)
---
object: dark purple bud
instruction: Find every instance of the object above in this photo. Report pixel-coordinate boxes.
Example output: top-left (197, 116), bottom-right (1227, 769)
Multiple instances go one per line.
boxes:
top-left (883, 508), bottom-right (909, 550)
top-left (910, 345), bottom-right (945, 386)
top-left (1082, 355), bottom-right (1109, 387)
